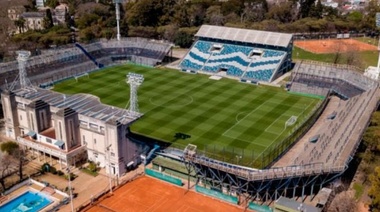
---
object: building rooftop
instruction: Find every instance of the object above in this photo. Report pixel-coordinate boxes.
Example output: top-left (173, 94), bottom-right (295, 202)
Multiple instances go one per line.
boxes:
top-left (195, 25), bottom-right (293, 48)
top-left (21, 12), bottom-right (45, 18)
top-left (13, 88), bottom-right (141, 125)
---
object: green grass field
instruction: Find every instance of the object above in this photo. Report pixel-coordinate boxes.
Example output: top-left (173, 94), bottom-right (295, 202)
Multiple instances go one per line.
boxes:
top-left (293, 46), bottom-right (378, 69)
top-left (53, 64), bottom-right (321, 165)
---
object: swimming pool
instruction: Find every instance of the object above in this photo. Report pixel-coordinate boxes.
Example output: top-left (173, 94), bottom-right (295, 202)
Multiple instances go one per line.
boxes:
top-left (0, 190), bottom-right (52, 212)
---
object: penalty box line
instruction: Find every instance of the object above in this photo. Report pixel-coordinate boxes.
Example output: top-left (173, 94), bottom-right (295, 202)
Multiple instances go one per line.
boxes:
top-left (255, 99), bottom-right (318, 161)
top-left (264, 99), bottom-right (317, 135)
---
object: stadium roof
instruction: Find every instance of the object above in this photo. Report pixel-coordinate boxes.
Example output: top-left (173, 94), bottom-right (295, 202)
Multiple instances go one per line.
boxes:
top-left (11, 88), bottom-right (141, 125)
top-left (195, 25), bottom-right (293, 48)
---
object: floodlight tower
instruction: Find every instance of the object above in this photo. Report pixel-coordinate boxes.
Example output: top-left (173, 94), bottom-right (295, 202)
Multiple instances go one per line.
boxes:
top-left (126, 73), bottom-right (144, 115)
top-left (17, 51), bottom-right (31, 89)
top-left (113, 0), bottom-right (122, 41)
top-left (10, 50), bottom-right (35, 91)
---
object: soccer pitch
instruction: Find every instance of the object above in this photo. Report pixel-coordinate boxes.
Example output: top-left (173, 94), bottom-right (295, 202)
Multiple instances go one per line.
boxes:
top-left (53, 64), bottom-right (321, 166)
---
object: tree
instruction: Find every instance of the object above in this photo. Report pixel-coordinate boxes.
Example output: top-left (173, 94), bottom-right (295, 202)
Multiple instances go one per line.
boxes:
top-left (45, 0), bottom-right (59, 8)
top-left (329, 191), bottom-right (358, 212)
top-left (347, 11), bottom-right (363, 24)
top-left (242, 1), bottom-right (267, 23)
top-left (0, 155), bottom-right (16, 191)
top-left (345, 45), bottom-right (363, 67)
top-left (221, 0), bottom-right (243, 17)
top-left (363, 126), bottom-right (380, 151)
top-left (43, 9), bottom-right (54, 29)
top-left (299, 0), bottom-right (316, 19)
top-left (0, 141), bottom-right (24, 181)
top-left (127, 26), bottom-right (158, 38)
top-left (174, 28), bottom-right (197, 48)
top-left (157, 24), bottom-right (178, 42)
top-left (266, 2), bottom-right (297, 23)
top-left (14, 17), bottom-right (26, 34)
top-left (309, 0), bottom-right (323, 19)
top-left (126, 0), bottom-right (176, 27)
top-left (369, 167), bottom-right (380, 210)
top-left (1, 142), bottom-right (19, 154)
top-left (205, 5), bottom-right (225, 26)
top-left (173, 5), bottom-right (191, 27)
top-left (189, 3), bottom-right (206, 27)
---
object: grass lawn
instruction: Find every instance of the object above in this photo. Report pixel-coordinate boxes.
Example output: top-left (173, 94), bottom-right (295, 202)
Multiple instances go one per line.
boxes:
top-left (53, 64), bottom-right (320, 166)
top-left (293, 46), bottom-right (378, 69)
top-left (353, 182), bottom-right (364, 200)
top-left (354, 37), bottom-right (379, 46)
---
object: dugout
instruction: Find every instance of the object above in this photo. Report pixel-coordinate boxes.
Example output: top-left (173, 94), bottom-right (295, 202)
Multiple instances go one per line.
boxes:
top-left (152, 155), bottom-right (197, 182)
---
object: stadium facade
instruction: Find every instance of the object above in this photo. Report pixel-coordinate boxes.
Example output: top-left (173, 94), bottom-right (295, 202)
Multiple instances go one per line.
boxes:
top-left (0, 37), bottom-right (173, 176)
top-left (2, 89), bottom-right (147, 176)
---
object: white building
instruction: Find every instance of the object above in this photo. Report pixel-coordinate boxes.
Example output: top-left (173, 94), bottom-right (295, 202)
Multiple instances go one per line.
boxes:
top-left (21, 12), bottom-right (45, 31)
top-left (364, 66), bottom-right (380, 81)
top-left (2, 88), bottom-right (147, 177)
top-left (36, 0), bottom-right (46, 8)
top-left (53, 4), bottom-right (68, 25)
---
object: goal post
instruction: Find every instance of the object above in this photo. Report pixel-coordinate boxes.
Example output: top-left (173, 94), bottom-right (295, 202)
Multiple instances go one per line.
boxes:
top-left (74, 72), bottom-right (89, 82)
top-left (285, 116), bottom-right (298, 128)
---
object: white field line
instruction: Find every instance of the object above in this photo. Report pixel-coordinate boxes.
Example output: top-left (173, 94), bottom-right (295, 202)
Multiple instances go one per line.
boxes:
top-left (222, 100), bottom-right (270, 136)
top-left (264, 99), bottom-right (316, 135)
top-left (255, 99), bottom-right (316, 160)
top-left (264, 113), bottom-right (291, 135)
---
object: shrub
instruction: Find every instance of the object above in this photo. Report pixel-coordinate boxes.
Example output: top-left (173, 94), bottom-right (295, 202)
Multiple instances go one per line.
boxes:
top-left (64, 173), bottom-right (76, 181)
top-left (88, 162), bottom-right (97, 172)
top-left (57, 170), bottom-right (64, 176)
top-left (81, 168), bottom-right (99, 177)
top-left (50, 166), bottom-right (57, 175)
top-left (41, 163), bottom-right (51, 173)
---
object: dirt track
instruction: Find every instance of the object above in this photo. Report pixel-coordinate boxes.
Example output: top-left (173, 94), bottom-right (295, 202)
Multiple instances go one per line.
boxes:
top-left (294, 39), bottom-right (377, 54)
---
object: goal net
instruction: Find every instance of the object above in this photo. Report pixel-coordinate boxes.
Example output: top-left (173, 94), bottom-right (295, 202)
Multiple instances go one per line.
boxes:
top-left (285, 116), bottom-right (298, 127)
top-left (74, 73), bottom-right (89, 82)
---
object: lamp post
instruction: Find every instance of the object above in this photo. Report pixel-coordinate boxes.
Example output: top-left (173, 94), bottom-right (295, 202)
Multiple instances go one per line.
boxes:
top-left (66, 166), bottom-right (74, 212)
top-left (236, 155), bottom-right (242, 165)
top-left (140, 154), bottom-right (146, 178)
top-left (105, 144), bottom-right (113, 194)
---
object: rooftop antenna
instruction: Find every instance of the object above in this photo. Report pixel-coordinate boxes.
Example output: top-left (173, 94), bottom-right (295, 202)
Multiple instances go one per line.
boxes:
top-left (113, 0), bottom-right (122, 41)
top-left (126, 72), bottom-right (144, 116)
top-left (9, 50), bottom-right (36, 91)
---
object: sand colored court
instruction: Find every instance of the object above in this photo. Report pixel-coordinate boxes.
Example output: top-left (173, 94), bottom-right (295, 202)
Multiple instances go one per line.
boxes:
top-left (294, 39), bottom-right (377, 54)
top-left (86, 176), bottom-right (246, 212)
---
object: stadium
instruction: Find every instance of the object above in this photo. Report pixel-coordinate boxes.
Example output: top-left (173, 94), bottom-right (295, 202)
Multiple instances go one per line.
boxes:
top-left (1, 25), bottom-right (379, 210)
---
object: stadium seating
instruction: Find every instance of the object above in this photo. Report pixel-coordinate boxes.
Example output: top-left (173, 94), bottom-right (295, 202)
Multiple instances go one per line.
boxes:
top-left (290, 61), bottom-right (375, 99)
top-left (180, 39), bottom-right (287, 81)
top-left (242, 50), bottom-right (286, 82)
top-left (0, 38), bottom-right (172, 87)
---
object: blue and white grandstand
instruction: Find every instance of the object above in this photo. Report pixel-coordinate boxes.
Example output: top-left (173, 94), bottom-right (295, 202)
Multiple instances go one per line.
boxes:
top-left (180, 25), bottom-right (293, 83)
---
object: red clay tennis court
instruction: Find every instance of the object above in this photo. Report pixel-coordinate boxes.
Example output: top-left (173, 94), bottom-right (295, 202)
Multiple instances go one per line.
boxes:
top-left (294, 39), bottom-right (377, 54)
top-left (85, 176), bottom-right (246, 212)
